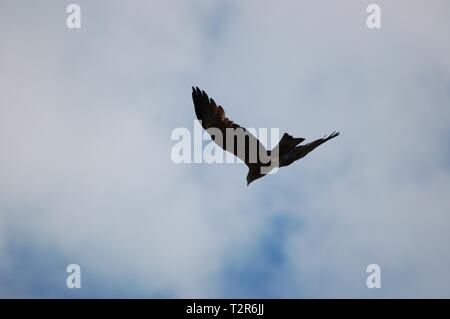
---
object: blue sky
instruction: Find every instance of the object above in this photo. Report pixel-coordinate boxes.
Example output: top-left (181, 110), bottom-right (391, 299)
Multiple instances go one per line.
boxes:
top-left (1, 0), bottom-right (450, 298)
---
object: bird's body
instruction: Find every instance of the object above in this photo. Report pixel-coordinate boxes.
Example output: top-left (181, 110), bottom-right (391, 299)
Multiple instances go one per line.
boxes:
top-left (192, 87), bottom-right (339, 185)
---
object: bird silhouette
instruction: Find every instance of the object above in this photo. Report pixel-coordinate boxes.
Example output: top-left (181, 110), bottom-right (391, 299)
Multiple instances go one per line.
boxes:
top-left (192, 87), bottom-right (339, 185)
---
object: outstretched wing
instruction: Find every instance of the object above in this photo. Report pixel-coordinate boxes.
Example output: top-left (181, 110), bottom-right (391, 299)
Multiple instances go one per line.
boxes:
top-left (192, 86), bottom-right (268, 166)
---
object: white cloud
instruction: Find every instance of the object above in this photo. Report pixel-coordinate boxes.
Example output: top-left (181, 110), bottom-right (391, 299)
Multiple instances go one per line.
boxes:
top-left (1, 0), bottom-right (450, 297)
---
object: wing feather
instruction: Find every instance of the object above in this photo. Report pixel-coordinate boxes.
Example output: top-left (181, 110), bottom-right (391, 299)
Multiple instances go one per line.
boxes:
top-left (192, 86), bottom-right (269, 166)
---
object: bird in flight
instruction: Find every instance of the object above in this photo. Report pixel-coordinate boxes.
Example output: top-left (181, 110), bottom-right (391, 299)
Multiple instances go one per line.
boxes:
top-left (192, 87), bottom-right (339, 185)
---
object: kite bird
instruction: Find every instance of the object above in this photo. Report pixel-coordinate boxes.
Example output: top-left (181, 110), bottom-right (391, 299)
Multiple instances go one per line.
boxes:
top-left (192, 87), bottom-right (339, 185)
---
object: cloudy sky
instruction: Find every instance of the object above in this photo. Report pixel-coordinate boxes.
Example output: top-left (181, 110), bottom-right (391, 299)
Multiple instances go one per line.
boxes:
top-left (1, 0), bottom-right (450, 298)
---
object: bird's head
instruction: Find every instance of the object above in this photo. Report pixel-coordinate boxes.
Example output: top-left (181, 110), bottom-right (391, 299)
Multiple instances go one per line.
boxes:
top-left (246, 169), bottom-right (264, 186)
